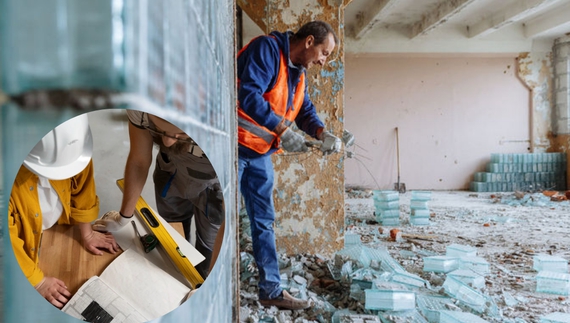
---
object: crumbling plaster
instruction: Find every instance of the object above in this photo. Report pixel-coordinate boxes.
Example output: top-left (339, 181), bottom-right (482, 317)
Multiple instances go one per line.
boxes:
top-left (516, 51), bottom-right (553, 153)
top-left (238, 0), bottom-right (351, 257)
top-left (517, 48), bottom-right (570, 188)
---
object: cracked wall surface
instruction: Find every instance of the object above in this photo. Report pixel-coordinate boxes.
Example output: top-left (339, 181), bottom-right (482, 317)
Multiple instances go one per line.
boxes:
top-left (517, 52), bottom-right (553, 153)
top-left (517, 47), bottom-right (570, 188)
top-left (238, 0), bottom-right (351, 257)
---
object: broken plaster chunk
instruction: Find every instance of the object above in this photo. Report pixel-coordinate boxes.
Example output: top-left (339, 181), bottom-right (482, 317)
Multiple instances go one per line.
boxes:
top-left (389, 229), bottom-right (402, 241)
top-left (293, 275), bottom-right (308, 286)
top-left (239, 307), bottom-right (251, 323)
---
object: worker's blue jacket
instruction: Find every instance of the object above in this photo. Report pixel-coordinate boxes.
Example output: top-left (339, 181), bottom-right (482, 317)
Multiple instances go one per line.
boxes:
top-left (237, 30), bottom-right (324, 157)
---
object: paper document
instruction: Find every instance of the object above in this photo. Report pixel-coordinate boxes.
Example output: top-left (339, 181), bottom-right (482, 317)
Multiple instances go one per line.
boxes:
top-left (62, 249), bottom-right (190, 322)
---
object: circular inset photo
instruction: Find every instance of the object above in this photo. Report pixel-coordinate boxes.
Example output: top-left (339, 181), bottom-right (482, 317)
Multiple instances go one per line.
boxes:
top-left (7, 109), bottom-right (224, 322)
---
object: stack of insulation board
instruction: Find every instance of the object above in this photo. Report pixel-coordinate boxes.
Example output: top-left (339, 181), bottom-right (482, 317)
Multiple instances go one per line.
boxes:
top-left (372, 190), bottom-right (400, 226)
top-left (534, 254), bottom-right (570, 296)
top-left (470, 153), bottom-right (567, 192)
top-left (409, 191), bottom-right (431, 226)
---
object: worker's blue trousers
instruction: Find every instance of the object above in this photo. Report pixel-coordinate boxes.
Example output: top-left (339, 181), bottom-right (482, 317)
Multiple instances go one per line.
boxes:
top-left (238, 153), bottom-right (282, 300)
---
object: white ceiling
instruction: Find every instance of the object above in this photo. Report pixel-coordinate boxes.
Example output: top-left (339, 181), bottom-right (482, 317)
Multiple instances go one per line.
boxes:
top-left (343, 0), bottom-right (570, 54)
top-left (241, 0), bottom-right (570, 55)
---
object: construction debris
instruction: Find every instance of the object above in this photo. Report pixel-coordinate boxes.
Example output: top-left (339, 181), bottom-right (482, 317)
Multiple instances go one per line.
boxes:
top-left (239, 190), bottom-right (570, 322)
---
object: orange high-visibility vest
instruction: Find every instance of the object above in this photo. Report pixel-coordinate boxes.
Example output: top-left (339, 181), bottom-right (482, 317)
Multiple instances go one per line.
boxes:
top-left (237, 37), bottom-right (305, 155)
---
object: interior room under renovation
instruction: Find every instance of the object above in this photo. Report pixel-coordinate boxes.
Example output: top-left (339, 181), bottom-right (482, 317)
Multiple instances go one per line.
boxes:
top-left (1, 0), bottom-right (570, 323)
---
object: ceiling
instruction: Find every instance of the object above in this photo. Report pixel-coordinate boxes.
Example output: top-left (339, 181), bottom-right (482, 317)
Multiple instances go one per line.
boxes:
top-left (343, 0), bottom-right (570, 54)
top-left (241, 0), bottom-right (570, 55)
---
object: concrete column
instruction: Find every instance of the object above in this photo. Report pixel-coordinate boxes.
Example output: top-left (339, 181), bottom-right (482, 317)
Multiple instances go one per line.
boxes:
top-left (553, 35), bottom-right (570, 135)
top-left (517, 52), bottom-right (553, 153)
top-left (552, 35), bottom-right (570, 189)
top-left (238, 0), bottom-right (352, 257)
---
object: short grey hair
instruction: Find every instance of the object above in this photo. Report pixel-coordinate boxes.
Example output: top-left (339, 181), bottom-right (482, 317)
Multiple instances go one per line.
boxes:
top-left (291, 21), bottom-right (338, 45)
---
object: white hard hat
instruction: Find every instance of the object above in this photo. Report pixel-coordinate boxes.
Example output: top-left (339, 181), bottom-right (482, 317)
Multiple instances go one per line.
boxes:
top-left (23, 114), bottom-right (93, 180)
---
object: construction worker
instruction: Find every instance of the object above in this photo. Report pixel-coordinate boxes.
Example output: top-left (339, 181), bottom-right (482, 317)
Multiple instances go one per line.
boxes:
top-left (8, 114), bottom-right (119, 309)
top-left (237, 20), bottom-right (343, 310)
top-left (92, 110), bottom-right (224, 279)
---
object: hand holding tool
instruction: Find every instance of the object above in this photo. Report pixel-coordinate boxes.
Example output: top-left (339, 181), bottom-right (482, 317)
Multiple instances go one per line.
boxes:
top-left (280, 127), bottom-right (308, 152)
top-left (318, 131), bottom-right (341, 155)
top-left (131, 221), bottom-right (158, 253)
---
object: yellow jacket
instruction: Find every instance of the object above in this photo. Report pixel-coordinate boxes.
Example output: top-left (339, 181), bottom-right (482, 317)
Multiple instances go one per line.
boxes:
top-left (8, 160), bottom-right (100, 286)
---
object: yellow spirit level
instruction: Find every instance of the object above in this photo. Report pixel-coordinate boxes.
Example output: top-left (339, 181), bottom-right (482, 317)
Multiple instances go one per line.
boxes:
top-left (116, 178), bottom-right (204, 289)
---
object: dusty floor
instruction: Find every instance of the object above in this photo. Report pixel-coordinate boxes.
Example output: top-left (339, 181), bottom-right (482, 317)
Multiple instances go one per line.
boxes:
top-left (239, 190), bottom-right (570, 323)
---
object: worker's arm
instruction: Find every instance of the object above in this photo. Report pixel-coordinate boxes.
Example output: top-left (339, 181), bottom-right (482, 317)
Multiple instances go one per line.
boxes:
top-left (295, 84), bottom-right (341, 155)
top-left (120, 121), bottom-right (154, 217)
top-left (8, 194), bottom-right (71, 308)
top-left (237, 36), bottom-right (283, 132)
top-left (65, 160), bottom-right (120, 253)
top-left (8, 198), bottom-right (44, 287)
top-left (93, 122), bottom-right (154, 232)
top-left (294, 84), bottom-right (325, 139)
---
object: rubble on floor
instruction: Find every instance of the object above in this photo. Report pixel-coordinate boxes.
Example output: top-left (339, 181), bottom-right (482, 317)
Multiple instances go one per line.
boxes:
top-left (490, 191), bottom-right (570, 207)
top-left (239, 190), bottom-right (570, 322)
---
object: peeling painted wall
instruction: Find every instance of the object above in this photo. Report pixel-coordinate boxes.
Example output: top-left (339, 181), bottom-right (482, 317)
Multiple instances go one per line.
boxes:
top-left (517, 47), bottom-right (570, 188)
top-left (238, 0), bottom-right (351, 257)
top-left (516, 52), bottom-right (553, 153)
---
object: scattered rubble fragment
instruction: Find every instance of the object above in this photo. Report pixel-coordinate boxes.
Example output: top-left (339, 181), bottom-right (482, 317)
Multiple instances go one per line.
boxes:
top-left (239, 189), bottom-right (570, 322)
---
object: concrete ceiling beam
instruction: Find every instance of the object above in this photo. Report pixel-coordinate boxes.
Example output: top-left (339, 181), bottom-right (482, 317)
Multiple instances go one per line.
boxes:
top-left (236, 0), bottom-right (268, 33)
top-left (468, 0), bottom-right (558, 38)
top-left (351, 0), bottom-right (398, 40)
top-left (410, 0), bottom-right (477, 39)
top-left (524, 2), bottom-right (570, 38)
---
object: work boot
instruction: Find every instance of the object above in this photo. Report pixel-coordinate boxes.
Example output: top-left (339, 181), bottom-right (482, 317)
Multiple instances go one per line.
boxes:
top-left (259, 290), bottom-right (311, 310)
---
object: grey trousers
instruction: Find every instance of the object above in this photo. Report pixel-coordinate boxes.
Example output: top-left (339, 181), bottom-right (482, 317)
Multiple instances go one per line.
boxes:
top-left (153, 182), bottom-right (221, 279)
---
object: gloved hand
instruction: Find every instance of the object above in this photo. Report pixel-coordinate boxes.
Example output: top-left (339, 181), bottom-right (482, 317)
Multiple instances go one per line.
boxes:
top-left (318, 131), bottom-right (341, 155)
top-left (92, 210), bottom-right (132, 232)
top-left (280, 127), bottom-right (308, 153)
top-left (342, 129), bottom-right (355, 148)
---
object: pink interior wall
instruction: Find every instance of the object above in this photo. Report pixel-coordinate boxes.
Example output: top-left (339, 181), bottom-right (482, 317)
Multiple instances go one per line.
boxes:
top-left (344, 55), bottom-right (531, 190)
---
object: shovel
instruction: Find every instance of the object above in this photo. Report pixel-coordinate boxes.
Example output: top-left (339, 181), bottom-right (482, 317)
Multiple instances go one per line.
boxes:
top-left (394, 127), bottom-right (406, 193)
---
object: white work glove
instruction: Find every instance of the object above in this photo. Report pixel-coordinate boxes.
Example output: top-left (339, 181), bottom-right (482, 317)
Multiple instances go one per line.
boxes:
top-left (280, 127), bottom-right (308, 152)
top-left (318, 131), bottom-right (341, 155)
top-left (342, 129), bottom-right (355, 148)
top-left (92, 211), bottom-right (132, 232)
